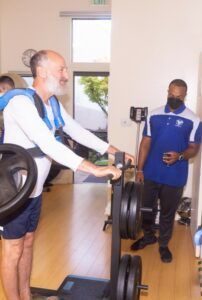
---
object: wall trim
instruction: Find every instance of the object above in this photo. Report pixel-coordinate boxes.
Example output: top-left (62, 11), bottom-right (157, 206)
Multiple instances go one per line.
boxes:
top-left (59, 11), bottom-right (111, 18)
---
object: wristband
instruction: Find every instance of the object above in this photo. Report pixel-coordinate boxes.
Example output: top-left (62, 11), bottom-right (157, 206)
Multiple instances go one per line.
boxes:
top-left (136, 170), bottom-right (143, 173)
top-left (178, 152), bottom-right (184, 161)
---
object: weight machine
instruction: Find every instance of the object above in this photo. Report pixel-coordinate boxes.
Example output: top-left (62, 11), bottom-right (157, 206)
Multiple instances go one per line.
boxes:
top-left (103, 106), bottom-right (148, 231)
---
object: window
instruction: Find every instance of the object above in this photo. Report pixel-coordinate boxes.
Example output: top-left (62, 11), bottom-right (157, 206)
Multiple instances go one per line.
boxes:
top-left (21, 75), bottom-right (33, 86)
top-left (71, 18), bottom-right (111, 183)
top-left (74, 72), bottom-right (108, 131)
top-left (72, 19), bottom-right (111, 63)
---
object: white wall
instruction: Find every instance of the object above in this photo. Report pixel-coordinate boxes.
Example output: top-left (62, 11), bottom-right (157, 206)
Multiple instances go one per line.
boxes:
top-left (0, 0), bottom-right (110, 72)
top-left (191, 53), bottom-right (202, 256)
top-left (109, 0), bottom-right (202, 196)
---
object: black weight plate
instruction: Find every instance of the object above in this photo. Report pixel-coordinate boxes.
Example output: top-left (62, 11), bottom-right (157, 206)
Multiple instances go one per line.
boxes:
top-left (126, 255), bottom-right (142, 300)
top-left (136, 183), bottom-right (143, 233)
top-left (120, 182), bottom-right (134, 239)
top-left (0, 144), bottom-right (37, 219)
top-left (117, 255), bottom-right (131, 300)
top-left (128, 183), bottom-right (143, 240)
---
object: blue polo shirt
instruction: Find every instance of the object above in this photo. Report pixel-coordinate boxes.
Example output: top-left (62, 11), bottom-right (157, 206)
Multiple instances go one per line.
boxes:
top-left (143, 103), bottom-right (202, 187)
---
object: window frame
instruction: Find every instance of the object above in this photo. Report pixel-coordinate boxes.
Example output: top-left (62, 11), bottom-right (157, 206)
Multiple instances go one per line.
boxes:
top-left (67, 16), bottom-right (111, 116)
top-left (70, 16), bottom-right (111, 183)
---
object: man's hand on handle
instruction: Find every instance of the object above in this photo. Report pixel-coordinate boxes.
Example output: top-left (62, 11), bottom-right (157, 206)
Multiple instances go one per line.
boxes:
top-left (78, 145), bottom-right (136, 181)
top-left (93, 165), bottom-right (122, 180)
top-left (125, 152), bottom-right (135, 166)
top-left (78, 159), bottom-right (122, 180)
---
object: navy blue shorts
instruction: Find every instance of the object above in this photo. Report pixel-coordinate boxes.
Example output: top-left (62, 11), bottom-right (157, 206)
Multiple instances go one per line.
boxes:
top-left (0, 194), bottom-right (42, 239)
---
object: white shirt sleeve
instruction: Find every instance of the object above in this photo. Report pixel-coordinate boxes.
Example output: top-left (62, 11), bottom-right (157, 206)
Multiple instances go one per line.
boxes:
top-left (5, 96), bottom-right (84, 171)
top-left (59, 103), bottom-right (109, 155)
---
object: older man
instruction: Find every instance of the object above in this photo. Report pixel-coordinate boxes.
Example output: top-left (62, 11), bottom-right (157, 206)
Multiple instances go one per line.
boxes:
top-left (1, 50), bottom-right (134, 300)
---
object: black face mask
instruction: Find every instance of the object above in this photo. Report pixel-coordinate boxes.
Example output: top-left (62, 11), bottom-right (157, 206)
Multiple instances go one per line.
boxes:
top-left (167, 97), bottom-right (183, 110)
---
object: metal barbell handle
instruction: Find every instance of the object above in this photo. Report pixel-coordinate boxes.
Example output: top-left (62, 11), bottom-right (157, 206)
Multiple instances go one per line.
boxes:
top-left (137, 284), bottom-right (149, 290)
top-left (140, 207), bottom-right (153, 213)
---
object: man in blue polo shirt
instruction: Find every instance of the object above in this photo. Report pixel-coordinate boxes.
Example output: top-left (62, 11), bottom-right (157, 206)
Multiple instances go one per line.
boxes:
top-left (131, 79), bottom-right (202, 263)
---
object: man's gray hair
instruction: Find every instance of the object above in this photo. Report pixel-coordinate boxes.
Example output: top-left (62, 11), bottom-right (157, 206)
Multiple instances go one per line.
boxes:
top-left (30, 50), bottom-right (49, 78)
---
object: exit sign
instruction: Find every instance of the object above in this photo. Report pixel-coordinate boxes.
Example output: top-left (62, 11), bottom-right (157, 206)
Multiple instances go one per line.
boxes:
top-left (92, 0), bottom-right (106, 4)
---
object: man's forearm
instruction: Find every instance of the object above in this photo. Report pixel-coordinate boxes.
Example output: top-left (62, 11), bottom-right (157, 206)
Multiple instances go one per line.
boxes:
top-left (137, 137), bottom-right (151, 170)
top-left (77, 158), bottom-right (122, 179)
top-left (137, 151), bottom-right (149, 170)
top-left (107, 145), bottom-right (119, 155)
top-left (182, 144), bottom-right (200, 160)
top-left (163, 143), bottom-right (200, 165)
top-left (78, 159), bottom-right (98, 175)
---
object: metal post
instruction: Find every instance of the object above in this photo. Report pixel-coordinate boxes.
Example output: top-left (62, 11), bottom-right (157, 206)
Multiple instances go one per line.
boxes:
top-left (134, 122), bottom-right (141, 176)
top-left (110, 152), bottom-right (125, 300)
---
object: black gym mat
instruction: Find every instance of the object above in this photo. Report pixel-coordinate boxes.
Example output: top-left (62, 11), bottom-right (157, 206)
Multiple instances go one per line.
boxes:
top-left (31, 275), bottom-right (109, 300)
top-left (31, 287), bottom-right (58, 297)
top-left (58, 275), bottom-right (109, 300)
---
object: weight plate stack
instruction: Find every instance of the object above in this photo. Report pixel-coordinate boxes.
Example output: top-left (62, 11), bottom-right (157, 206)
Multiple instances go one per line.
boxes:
top-left (126, 255), bottom-right (142, 300)
top-left (0, 144), bottom-right (37, 219)
top-left (128, 182), bottom-right (143, 240)
top-left (120, 182), bottom-right (134, 239)
top-left (116, 255), bottom-right (143, 300)
top-left (116, 255), bottom-right (131, 300)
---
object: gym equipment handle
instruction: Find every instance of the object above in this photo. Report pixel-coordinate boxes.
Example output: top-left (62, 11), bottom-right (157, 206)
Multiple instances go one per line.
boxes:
top-left (108, 159), bottom-right (133, 181)
top-left (140, 207), bottom-right (153, 213)
top-left (108, 174), bottom-right (114, 180)
top-left (123, 159), bottom-right (132, 170)
top-left (115, 159), bottom-right (132, 171)
top-left (137, 284), bottom-right (149, 290)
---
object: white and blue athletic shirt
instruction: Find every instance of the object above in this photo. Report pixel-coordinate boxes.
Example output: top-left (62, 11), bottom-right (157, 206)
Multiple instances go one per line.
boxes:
top-left (143, 103), bottom-right (202, 187)
top-left (3, 94), bottom-right (109, 197)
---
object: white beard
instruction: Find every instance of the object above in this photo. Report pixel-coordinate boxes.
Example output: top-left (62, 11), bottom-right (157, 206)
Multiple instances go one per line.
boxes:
top-left (45, 75), bottom-right (67, 96)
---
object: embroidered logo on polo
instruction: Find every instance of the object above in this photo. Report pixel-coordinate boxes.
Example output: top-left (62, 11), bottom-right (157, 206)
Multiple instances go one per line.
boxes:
top-left (175, 119), bottom-right (184, 128)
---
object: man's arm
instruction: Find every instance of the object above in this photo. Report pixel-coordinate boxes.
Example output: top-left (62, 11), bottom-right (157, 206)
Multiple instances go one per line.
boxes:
top-left (135, 136), bottom-right (151, 182)
top-left (61, 105), bottom-right (135, 164)
top-left (78, 159), bottom-right (122, 180)
top-left (163, 143), bottom-right (200, 165)
top-left (183, 143), bottom-right (200, 159)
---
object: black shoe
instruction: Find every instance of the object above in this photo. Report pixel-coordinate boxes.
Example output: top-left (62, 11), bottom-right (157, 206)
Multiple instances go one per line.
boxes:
top-left (159, 246), bottom-right (172, 263)
top-left (130, 236), bottom-right (157, 251)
